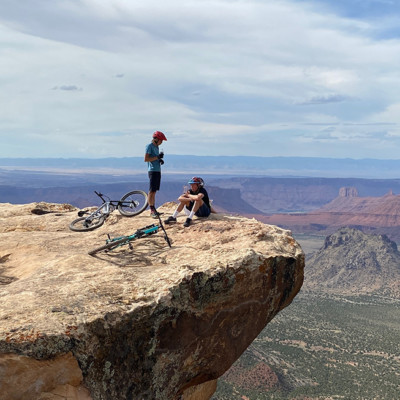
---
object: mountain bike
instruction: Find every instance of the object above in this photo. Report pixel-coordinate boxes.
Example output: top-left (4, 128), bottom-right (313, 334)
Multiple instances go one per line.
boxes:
top-left (88, 213), bottom-right (172, 255)
top-left (69, 190), bottom-right (148, 232)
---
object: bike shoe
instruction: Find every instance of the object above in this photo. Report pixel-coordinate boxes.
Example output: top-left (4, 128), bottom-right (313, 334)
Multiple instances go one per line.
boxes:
top-left (183, 218), bottom-right (192, 227)
top-left (164, 216), bottom-right (177, 224)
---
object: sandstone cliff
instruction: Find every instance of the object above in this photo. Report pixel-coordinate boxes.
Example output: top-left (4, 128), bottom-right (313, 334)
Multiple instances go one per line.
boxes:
top-left (0, 202), bottom-right (304, 400)
top-left (256, 188), bottom-right (400, 241)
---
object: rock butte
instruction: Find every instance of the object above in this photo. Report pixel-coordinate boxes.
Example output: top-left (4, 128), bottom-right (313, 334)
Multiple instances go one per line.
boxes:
top-left (0, 201), bottom-right (304, 400)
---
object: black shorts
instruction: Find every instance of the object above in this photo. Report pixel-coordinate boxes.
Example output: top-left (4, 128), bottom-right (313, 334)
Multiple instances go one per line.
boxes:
top-left (195, 202), bottom-right (211, 218)
top-left (148, 171), bottom-right (161, 192)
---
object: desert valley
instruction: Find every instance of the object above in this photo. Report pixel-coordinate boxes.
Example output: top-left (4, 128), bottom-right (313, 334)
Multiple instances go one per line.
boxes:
top-left (1, 159), bottom-right (400, 399)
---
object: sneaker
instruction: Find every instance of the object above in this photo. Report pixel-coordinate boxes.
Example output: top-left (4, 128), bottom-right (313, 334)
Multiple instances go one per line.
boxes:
top-left (164, 216), bottom-right (177, 224)
top-left (183, 218), bottom-right (192, 227)
top-left (150, 209), bottom-right (160, 218)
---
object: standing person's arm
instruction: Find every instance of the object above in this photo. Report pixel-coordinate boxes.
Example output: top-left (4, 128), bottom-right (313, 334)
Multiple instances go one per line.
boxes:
top-left (145, 143), bottom-right (161, 163)
top-left (144, 153), bottom-right (159, 162)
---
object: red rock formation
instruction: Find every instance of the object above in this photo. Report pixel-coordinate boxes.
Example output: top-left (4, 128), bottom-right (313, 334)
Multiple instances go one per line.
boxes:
top-left (223, 361), bottom-right (280, 390)
top-left (339, 187), bottom-right (359, 198)
top-left (252, 188), bottom-right (400, 240)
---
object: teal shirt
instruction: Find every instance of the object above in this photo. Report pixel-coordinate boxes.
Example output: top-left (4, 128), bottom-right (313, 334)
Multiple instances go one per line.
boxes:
top-left (145, 142), bottom-right (161, 172)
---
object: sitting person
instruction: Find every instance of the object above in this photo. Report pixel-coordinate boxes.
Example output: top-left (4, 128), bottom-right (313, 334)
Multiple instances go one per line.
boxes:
top-left (165, 176), bottom-right (211, 227)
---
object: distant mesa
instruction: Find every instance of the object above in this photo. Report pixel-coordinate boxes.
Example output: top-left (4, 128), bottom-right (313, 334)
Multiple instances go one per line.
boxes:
top-left (256, 187), bottom-right (400, 242)
top-left (339, 187), bottom-right (358, 197)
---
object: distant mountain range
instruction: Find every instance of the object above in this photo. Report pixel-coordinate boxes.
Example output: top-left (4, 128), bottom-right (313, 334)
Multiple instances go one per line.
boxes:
top-left (2, 155), bottom-right (400, 178)
top-left (0, 180), bottom-right (260, 216)
top-left (3, 157), bottom-right (400, 240)
top-left (212, 176), bottom-right (400, 213)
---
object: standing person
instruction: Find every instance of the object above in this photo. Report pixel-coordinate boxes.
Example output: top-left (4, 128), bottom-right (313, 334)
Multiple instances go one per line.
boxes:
top-left (164, 177), bottom-right (211, 227)
top-left (144, 130), bottom-right (167, 218)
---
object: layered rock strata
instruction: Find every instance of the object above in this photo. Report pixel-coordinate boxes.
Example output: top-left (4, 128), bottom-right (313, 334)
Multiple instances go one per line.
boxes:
top-left (257, 188), bottom-right (400, 241)
top-left (0, 202), bottom-right (304, 400)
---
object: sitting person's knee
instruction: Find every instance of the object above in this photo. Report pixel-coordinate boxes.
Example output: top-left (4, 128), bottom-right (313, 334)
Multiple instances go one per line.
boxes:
top-left (195, 202), bottom-right (211, 218)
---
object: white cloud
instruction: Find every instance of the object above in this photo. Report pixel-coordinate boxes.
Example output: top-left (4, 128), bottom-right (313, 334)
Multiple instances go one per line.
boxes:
top-left (1, 0), bottom-right (400, 158)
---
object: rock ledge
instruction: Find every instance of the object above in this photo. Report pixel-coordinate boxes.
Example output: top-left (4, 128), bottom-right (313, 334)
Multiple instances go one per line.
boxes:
top-left (0, 202), bottom-right (304, 400)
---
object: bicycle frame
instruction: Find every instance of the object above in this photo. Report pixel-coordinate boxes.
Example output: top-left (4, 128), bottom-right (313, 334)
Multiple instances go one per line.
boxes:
top-left (79, 191), bottom-right (137, 221)
top-left (70, 190), bottom-right (148, 232)
top-left (88, 214), bottom-right (171, 255)
top-left (106, 224), bottom-right (160, 250)
top-left (78, 192), bottom-right (113, 217)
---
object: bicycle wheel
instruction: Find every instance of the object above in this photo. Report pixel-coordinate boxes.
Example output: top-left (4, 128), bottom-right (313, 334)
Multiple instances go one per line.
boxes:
top-left (118, 190), bottom-right (148, 217)
top-left (88, 236), bottom-right (131, 256)
top-left (69, 215), bottom-right (105, 232)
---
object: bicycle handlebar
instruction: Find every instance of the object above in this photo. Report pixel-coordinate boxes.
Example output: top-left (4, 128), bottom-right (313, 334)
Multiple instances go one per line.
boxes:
top-left (94, 191), bottom-right (106, 202)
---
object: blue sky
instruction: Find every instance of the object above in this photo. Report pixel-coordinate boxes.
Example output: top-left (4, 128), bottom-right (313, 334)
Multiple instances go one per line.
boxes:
top-left (1, 0), bottom-right (400, 159)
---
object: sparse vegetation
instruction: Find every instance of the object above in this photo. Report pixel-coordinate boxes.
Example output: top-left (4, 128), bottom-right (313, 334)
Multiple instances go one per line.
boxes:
top-left (212, 292), bottom-right (400, 399)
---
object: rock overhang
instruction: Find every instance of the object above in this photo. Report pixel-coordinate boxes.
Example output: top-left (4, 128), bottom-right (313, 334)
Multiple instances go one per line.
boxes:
top-left (0, 202), bottom-right (304, 400)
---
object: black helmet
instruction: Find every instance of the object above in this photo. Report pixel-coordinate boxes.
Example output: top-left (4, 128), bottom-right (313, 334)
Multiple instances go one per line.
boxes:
top-left (188, 177), bottom-right (204, 187)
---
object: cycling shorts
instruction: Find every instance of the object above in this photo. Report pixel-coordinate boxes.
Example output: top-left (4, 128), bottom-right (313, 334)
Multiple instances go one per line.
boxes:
top-left (148, 171), bottom-right (161, 192)
top-left (195, 202), bottom-right (211, 218)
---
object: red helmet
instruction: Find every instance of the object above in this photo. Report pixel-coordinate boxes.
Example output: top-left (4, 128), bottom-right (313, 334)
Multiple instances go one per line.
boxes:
top-left (153, 131), bottom-right (167, 141)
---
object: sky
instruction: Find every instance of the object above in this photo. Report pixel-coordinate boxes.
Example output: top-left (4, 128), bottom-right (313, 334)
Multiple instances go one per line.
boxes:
top-left (1, 0), bottom-right (400, 159)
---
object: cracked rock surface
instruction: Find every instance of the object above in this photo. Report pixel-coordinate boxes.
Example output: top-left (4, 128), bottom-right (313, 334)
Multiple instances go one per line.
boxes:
top-left (0, 202), bottom-right (304, 400)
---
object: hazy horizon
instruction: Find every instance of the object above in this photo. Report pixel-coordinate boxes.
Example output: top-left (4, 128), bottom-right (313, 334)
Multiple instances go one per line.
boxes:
top-left (1, 155), bottom-right (400, 179)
